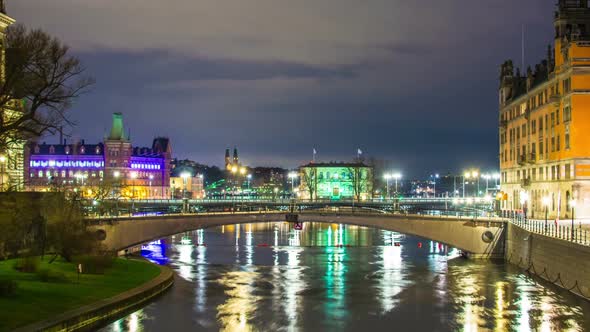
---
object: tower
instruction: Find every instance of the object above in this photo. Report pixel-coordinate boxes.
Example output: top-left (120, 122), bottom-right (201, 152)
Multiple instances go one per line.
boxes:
top-left (104, 113), bottom-right (132, 177)
top-left (233, 147), bottom-right (239, 165)
top-left (225, 148), bottom-right (231, 170)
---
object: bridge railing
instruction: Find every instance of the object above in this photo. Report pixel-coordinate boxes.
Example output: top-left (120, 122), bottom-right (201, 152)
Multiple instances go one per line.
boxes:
top-left (511, 216), bottom-right (590, 247)
top-left (88, 197), bottom-right (492, 205)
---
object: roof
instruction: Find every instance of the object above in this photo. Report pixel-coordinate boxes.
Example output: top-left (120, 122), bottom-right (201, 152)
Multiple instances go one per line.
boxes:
top-left (300, 162), bottom-right (371, 168)
top-left (28, 142), bottom-right (104, 156)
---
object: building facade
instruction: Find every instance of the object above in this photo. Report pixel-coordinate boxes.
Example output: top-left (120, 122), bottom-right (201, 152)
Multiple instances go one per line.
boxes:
top-left (170, 175), bottom-right (204, 199)
top-left (0, 6), bottom-right (24, 191)
top-left (299, 162), bottom-right (373, 200)
top-left (499, 0), bottom-right (590, 219)
top-left (24, 113), bottom-right (172, 199)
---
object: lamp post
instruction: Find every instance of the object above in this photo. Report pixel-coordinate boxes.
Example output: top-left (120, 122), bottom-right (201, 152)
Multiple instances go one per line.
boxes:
top-left (181, 172), bottom-right (190, 213)
top-left (431, 173), bottom-right (439, 197)
top-left (0, 155), bottom-right (6, 191)
top-left (288, 172), bottom-right (298, 198)
top-left (393, 173), bottom-right (401, 196)
top-left (383, 174), bottom-right (392, 200)
top-left (570, 199), bottom-right (576, 241)
top-left (130, 171), bottom-right (138, 216)
top-left (149, 174), bottom-right (154, 199)
top-left (543, 196), bottom-right (550, 232)
top-left (113, 171), bottom-right (120, 216)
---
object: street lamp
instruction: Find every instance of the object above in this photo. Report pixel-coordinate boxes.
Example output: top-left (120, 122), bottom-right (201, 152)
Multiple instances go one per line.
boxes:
top-left (383, 174), bottom-right (392, 200)
top-left (130, 171), bottom-right (138, 216)
top-left (393, 173), bottom-right (401, 196)
top-left (246, 174), bottom-right (252, 194)
top-left (570, 199), bottom-right (576, 241)
top-left (543, 196), bottom-right (550, 232)
top-left (288, 172), bottom-right (298, 196)
top-left (113, 171), bottom-right (120, 216)
top-left (431, 173), bottom-right (439, 197)
top-left (0, 155), bottom-right (6, 191)
top-left (181, 172), bottom-right (190, 213)
top-left (149, 174), bottom-right (154, 199)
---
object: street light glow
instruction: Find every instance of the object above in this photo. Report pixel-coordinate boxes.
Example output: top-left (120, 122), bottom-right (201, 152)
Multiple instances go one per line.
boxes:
top-left (113, 171), bottom-right (120, 178)
top-left (180, 172), bottom-right (190, 179)
top-left (542, 196), bottom-right (551, 206)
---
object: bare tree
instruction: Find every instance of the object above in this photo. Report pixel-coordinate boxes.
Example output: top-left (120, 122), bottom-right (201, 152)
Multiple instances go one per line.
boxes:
top-left (0, 25), bottom-right (94, 151)
top-left (347, 166), bottom-right (373, 202)
top-left (302, 168), bottom-right (317, 201)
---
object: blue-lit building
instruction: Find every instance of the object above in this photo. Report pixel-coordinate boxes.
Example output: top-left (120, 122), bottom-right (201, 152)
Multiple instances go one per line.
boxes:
top-left (24, 113), bottom-right (172, 199)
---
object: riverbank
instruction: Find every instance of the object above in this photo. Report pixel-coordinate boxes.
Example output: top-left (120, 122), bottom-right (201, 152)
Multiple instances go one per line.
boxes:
top-left (0, 257), bottom-right (165, 331)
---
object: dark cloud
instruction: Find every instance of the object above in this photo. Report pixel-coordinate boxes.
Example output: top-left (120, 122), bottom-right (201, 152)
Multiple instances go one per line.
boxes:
top-left (8, 0), bottom-right (557, 177)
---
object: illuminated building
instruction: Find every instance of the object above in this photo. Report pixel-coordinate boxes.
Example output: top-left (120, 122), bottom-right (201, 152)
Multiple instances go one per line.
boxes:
top-left (24, 112), bottom-right (172, 199)
top-left (224, 147), bottom-right (240, 171)
top-left (170, 174), bottom-right (204, 199)
top-left (499, 0), bottom-right (590, 218)
top-left (299, 162), bottom-right (373, 200)
top-left (0, 6), bottom-right (24, 191)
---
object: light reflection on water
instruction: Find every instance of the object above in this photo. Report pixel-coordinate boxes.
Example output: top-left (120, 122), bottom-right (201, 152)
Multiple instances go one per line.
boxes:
top-left (101, 222), bottom-right (590, 332)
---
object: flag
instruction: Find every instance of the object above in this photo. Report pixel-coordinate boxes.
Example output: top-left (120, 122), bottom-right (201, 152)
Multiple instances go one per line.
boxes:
top-left (357, 148), bottom-right (362, 155)
top-left (313, 148), bottom-right (317, 155)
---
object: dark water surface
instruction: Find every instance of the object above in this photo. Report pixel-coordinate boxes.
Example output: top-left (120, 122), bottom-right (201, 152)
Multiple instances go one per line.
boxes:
top-left (98, 222), bottom-right (590, 331)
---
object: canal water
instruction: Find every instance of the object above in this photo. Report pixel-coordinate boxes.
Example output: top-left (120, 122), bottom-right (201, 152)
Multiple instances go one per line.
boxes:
top-left (99, 222), bottom-right (590, 331)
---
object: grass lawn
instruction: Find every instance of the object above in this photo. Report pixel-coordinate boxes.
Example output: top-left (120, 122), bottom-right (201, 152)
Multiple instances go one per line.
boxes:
top-left (0, 257), bottom-right (161, 331)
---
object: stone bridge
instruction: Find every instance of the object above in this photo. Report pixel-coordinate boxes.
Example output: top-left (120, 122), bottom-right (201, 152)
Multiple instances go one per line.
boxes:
top-left (91, 212), bottom-right (506, 258)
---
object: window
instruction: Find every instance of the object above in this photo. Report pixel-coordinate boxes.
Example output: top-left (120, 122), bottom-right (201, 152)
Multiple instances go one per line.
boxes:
top-left (557, 165), bottom-right (561, 180)
top-left (565, 125), bottom-right (570, 149)
top-left (551, 136), bottom-right (555, 152)
top-left (556, 109), bottom-right (560, 125)
top-left (551, 112), bottom-right (555, 127)
top-left (531, 120), bottom-right (536, 134)
top-left (565, 164), bottom-right (571, 180)
top-left (564, 105), bottom-right (571, 122)
top-left (540, 167), bottom-right (544, 180)
top-left (563, 78), bottom-right (571, 93)
top-left (522, 124), bottom-right (527, 137)
top-left (557, 135), bottom-right (561, 151)
top-left (539, 141), bottom-right (544, 158)
top-left (532, 168), bottom-right (537, 181)
top-left (551, 166), bottom-right (556, 180)
top-left (539, 117), bottom-right (543, 131)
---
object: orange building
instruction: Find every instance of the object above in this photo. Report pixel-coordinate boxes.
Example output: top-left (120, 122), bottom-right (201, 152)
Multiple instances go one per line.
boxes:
top-left (499, 0), bottom-right (590, 219)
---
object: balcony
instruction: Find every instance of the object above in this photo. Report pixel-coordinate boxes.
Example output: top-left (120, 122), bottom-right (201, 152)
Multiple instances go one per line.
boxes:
top-left (549, 94), bottom-right (561, 105)
top-left (500, 119), bottom-right (508, 128)
top-left (527, 152), bottom-right (536, 164)
top-left (517, 154), bottom-right (526, 166)
top-left (521, 178), bottom-right (531, 188)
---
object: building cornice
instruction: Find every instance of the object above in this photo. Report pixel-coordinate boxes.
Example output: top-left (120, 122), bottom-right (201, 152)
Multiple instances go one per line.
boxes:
top-left (0, 12), bottom-right (15, 29)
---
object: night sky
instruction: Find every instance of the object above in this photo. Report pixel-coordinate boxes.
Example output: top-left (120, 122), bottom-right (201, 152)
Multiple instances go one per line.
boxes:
top-left (11, 1), bottom-right (555, 177)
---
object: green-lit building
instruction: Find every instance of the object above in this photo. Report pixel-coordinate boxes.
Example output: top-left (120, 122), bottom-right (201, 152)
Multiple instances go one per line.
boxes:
top-left (299, 162), bottom-right (373, 200)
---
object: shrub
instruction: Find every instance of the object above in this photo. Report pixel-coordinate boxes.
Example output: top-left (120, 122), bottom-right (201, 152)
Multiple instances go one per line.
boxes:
top-left (75, 255), bottom-right (115, 275)
top-left (0, 279), bottom-right (18, 297)
top-left (13, 256), bottom-right (39, 273)
top-left (36, 268), bottom-right (68, 283)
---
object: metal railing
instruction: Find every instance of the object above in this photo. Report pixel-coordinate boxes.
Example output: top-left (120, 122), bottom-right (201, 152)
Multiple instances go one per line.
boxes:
top-left (511, 216), bottom-right (590, 246)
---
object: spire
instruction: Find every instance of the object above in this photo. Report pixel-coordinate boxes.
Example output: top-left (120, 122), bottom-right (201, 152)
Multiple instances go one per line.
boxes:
top-left (233, 146), bottom-right (239, 164)
top-left (108, 112), bottom-right (127, 141)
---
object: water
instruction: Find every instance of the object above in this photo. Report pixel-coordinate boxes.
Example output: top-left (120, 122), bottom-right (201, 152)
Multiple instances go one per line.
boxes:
top-left (99, 222), bottom-right (590, 331)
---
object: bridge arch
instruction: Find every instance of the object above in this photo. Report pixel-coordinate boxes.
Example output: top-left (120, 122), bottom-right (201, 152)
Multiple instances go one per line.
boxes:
top-left (92, 213), bottom-right (505, 258)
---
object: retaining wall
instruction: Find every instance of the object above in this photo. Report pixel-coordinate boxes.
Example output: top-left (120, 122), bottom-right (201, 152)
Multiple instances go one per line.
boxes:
top-left (505, 222), bottom-right (590, 298)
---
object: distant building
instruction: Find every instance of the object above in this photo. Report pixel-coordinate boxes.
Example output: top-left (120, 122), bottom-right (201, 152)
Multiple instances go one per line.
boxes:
top-left (499, 0), bottom-right (590, 218)
top-left (225, 147), bottom-right (241, 171)
top-left (299, 162), bottom-right (373, 200)
top-left (170, 175), bottom-right (204, 199)
top-left (24, 113), bottom-right (172, 199)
